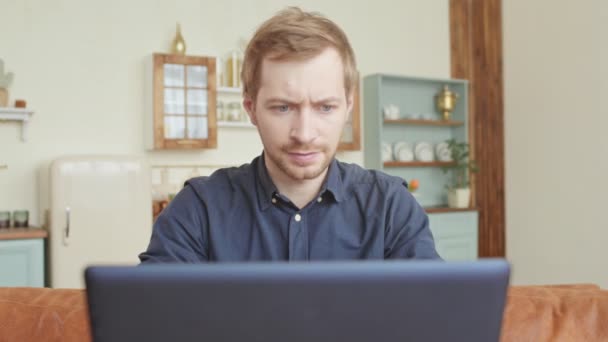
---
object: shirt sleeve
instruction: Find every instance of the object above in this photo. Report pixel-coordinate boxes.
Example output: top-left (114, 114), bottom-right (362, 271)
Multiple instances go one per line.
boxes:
top-left (138, 184), bottom-right (209, 263)
top-left (384, 181), bottom-right (443, 260)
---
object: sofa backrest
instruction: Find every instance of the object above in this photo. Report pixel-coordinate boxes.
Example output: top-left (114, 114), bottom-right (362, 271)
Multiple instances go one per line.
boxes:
top-left (1, 284), bottom-right (607, 342)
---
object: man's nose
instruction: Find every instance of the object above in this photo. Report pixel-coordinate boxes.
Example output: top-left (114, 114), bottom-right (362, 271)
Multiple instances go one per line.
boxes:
top-left (290, 107), bottom-right (318, 144)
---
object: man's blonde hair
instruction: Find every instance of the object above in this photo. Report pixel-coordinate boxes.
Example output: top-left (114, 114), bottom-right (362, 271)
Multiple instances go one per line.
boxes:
top-left (241, 7), bottom-right (358, 102)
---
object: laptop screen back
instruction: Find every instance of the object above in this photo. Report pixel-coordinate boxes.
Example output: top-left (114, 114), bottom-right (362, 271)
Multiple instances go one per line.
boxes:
top-left (85, 260), bottom-right (510, 342)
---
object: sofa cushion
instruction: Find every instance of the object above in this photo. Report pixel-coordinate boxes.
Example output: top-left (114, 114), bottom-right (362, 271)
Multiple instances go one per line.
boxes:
top-left (501, 284), bottom-right (608, 341)
top-left (0, 287), bottom-right (91, 342)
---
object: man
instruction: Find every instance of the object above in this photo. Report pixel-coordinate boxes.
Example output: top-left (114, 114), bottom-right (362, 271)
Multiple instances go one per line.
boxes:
top-left (139, 7), bottom-right (440, 263)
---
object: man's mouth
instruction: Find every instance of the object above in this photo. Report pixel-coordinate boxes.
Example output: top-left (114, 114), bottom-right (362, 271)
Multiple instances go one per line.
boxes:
top-left (287, 151), bottom-right (319, 164)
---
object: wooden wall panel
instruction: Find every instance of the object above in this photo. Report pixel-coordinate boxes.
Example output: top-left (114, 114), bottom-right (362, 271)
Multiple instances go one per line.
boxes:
top-left (450, 0), bottom-right (506, 257)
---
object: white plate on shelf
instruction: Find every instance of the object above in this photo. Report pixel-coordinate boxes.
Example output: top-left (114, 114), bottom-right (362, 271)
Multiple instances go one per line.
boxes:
top-left (435, 142), bottom-right (452, 162)
top-left (393, 141), bottom-right (414, 162)
top-left (381, 142), bottom-right (393, 162)
top-left (414, 142), bottom-right (434, 162)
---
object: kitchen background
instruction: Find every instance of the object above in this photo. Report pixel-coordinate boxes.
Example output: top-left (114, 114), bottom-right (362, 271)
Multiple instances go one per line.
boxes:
top-left (0, 0), bottom-right (449, 222)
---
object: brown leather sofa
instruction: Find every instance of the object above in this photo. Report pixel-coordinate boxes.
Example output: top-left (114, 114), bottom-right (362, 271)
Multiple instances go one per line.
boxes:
top-left (1, 284), bottom-right (607, 341)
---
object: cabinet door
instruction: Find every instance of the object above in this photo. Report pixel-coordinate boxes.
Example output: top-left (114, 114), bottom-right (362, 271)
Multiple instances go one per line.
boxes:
top-left (0, 239), bottom-right (44, 287)
top-left (434, 236), bottom-right (477, 261)
top-left (151, 53), bottom-right (217, 149)
top-left (428, 212), bottom-right (478, 260)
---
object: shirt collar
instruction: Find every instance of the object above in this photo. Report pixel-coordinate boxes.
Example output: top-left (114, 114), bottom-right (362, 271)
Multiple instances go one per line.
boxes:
top-left (256, 153), bottom-right (344, 211)
top-left (256, 153), bottom-right (279, 211)
top-left (322, 158), bottom-right (344, 203)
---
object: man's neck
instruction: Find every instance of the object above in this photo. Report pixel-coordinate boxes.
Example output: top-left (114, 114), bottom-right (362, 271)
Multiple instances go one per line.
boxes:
top-left (265, 159), bottom-right (328, 209)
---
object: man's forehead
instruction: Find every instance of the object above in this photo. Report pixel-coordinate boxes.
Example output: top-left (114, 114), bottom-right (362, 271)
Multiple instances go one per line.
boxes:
top-left (257, 49), bottom-right (345, 99)
top-left (259, 48), bottom-right (343, 76)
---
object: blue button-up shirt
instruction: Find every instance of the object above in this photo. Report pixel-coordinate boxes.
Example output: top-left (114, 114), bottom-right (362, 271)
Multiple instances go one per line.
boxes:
top-left (139, 154), bottom-right (441, 262)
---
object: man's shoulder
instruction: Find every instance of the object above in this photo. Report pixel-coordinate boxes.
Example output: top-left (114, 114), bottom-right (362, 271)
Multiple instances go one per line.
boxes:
top-left (336, 160), bottom-right (406, 190)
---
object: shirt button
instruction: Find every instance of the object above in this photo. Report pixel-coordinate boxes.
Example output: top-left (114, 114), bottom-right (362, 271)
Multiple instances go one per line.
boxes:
top-left (317, 197), bottom-right (323, 203)
top-left (294, 213), bottom-right (302, 222)
top-left (271, 197), bottom-right (277, 204)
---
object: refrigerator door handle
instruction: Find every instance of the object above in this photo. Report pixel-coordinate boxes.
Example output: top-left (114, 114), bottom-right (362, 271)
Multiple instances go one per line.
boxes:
top-left (63, 206), bottom-right (71, 246)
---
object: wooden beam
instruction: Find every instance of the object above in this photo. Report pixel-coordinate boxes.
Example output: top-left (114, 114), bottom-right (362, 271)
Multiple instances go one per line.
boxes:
top-left (450, 0), bottom-right (506, 257)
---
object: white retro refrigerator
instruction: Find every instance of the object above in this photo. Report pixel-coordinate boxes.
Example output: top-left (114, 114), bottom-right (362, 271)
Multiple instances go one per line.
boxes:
top-left (42, 156), bottom-right (152, 288)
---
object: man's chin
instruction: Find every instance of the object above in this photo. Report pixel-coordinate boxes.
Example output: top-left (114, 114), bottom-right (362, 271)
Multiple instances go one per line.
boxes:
top-left (282, 163), bottom-right (327, 181)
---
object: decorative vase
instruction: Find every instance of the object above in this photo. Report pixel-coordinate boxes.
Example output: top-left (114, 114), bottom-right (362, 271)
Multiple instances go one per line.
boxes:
top-left (435, 85), bottom-right (459, 121)
top-left (447, 188), bottom-right (470, 208)
top-left (0, 88), bottom-right (8, 107)
top-left (171, 23), bottom-right (186, 55)
top-left (225, 51), bottom-right (242, 88)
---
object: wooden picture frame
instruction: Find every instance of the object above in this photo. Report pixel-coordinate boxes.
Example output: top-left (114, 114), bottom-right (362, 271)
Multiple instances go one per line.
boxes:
top-left (338, 79), bottom-right (361, 151)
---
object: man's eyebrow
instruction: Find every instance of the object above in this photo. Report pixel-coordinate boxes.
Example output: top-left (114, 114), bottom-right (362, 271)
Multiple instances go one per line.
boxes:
top-left (263, 97), bottom-right (297, 104)
top-left (262, 96), bottom-right (342, 104)
top-left (312, 97), bottom-right (341, 104)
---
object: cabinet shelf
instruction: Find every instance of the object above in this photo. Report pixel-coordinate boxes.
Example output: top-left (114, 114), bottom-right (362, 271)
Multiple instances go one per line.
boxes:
top-left (424, 207), bottom-right (476, 214)
top-left (384, 118), bottom-right (464, 126)
top-left (384, 161), bottom-right (455, 167)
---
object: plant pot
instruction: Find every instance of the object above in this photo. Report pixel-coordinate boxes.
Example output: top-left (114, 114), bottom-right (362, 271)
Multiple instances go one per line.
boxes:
top-left (447, 188), bottom-right (470, 208)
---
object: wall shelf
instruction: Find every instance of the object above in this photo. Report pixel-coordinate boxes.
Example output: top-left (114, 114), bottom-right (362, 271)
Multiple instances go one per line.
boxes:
top-left (364, 74), bottom-right (477, 260)
top-left (383, 161), bottom-right (455, 167)
top-left (384, 118), bottom-right (464, 127)
top-left (0, 107), bottom-right (34, 142)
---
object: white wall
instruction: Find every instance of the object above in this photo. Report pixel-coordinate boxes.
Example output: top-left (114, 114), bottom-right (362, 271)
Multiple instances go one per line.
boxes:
top-left (504, 1), bottom-right (608, 287)
top-left (0, 0), bottom-right (450, 225)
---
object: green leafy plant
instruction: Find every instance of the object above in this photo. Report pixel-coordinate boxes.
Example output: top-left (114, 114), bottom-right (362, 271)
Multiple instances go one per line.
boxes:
top-left (442, 139), bottom-right (479, 189)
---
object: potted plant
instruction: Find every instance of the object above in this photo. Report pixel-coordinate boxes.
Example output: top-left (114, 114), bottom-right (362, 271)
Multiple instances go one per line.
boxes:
top-left (442, 139), bottom-right (478, 208)
top-left (0, 59), bottom-right (14, 107)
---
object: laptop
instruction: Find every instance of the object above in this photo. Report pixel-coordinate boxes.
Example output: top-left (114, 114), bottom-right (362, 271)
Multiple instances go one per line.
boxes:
top-left (85, 259), bottom-right (510, 342)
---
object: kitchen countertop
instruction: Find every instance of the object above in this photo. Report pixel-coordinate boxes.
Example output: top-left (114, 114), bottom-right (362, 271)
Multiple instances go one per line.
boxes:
top-left (0, 227), bottom-right (48, 240)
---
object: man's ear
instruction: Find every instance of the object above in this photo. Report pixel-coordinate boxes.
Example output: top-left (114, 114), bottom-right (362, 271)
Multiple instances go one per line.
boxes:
top-left (243, 96), bottom-right (257, 126)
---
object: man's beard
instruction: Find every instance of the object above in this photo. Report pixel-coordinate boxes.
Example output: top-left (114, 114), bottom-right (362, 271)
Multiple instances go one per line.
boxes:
top-left (266, 142), bottom-right (336, 182)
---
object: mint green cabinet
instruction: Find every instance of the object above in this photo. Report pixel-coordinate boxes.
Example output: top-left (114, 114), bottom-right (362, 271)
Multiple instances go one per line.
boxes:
top-left (0, 239), bottom-right (45, 287)
top-left (363, 74), bottom-right (478, 260)
top-left (429, 212), bottom-right (478, 260)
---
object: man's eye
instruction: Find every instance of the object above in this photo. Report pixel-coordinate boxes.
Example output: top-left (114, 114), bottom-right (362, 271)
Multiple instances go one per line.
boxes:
top-left (275, 105), bottom-right (290, 112)
top-left (320, 105), bottom-right (334, 113)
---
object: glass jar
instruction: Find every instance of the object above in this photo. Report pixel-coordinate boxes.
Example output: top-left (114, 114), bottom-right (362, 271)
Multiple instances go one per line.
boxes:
top-left (217, 101), bottom-right (225, 121)
top-left (13, 210), bottom-right (29, 227)
top-left (0, 211), bottom-right (10, 228)
top-left (228, 102), bottom-right (241, 121)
